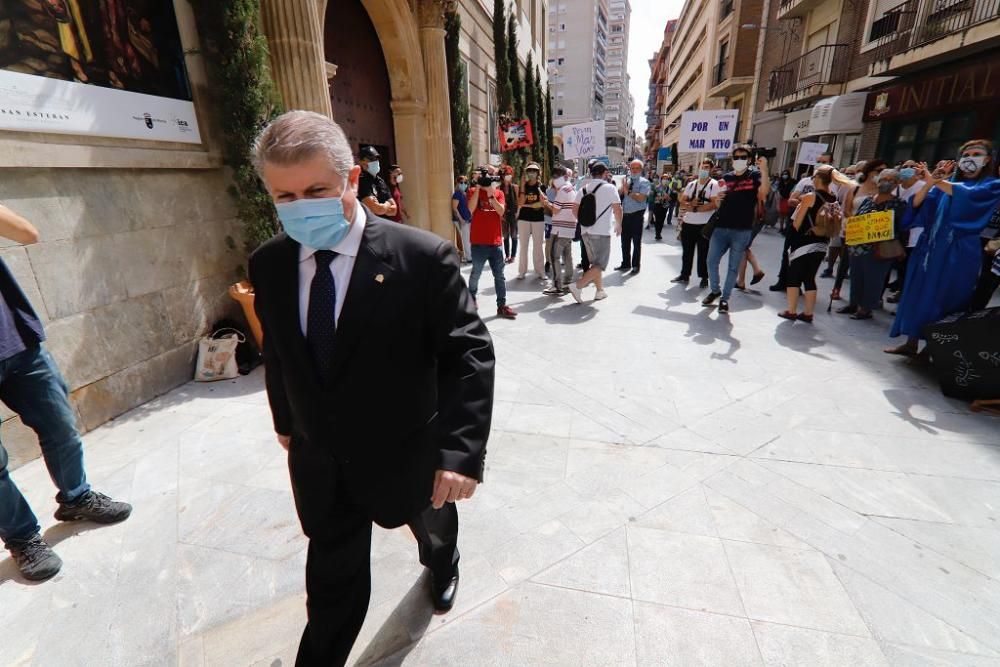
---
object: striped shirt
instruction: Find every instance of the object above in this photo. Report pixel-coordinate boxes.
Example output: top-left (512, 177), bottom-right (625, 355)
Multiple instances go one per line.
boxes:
top-left (550, 183), bottom-right (578, 237)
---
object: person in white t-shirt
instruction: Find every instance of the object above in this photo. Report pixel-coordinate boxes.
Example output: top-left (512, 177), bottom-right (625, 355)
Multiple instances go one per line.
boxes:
top-left (672, 158), bottom-right (719, 287)
top-left (544, 166), bottom-right (578, 296)
top-left (568, 162), bottom-right (622, 303)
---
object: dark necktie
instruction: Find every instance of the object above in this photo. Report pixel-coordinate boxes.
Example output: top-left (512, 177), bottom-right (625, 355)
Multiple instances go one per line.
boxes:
top-left (307, 250), bottom-right (338, 385)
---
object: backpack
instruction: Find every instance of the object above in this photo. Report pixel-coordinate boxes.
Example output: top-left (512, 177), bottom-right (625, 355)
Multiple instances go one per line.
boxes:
top-left (812, 197), bottom-right (843, 238)
top-left (578, 182), bottom-right (612, 228)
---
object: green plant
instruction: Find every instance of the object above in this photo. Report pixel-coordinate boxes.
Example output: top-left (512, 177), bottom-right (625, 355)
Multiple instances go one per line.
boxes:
top-left (532, 65), bottom-right (546, 176)
top-left (506, 13), bottom-right (523, 119)
top-left (545, 83), bottom-right (556, 167)
top-left (188, 0), bottom-right (284, 253)
top-left (524, 53), bottom-right (537, 165)
top-left (493, 0), bottom-right (513, 118)
top-left (445, 10), bottom-right (471, 179)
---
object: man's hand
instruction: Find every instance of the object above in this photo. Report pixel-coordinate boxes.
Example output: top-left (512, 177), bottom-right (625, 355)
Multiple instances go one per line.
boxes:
top-left (431, 469), bottom-right (478, 509)
top-left (756, 156), bottom-right (768, 171)
top-left (276, 434), bottom-right (291, 451)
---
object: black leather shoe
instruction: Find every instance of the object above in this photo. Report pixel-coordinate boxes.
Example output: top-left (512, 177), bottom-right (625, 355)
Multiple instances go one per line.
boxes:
top-left (614, 264), bottom-right (630, 271)
top-left (431, 568), bottom-right (459, 612)
top-left (768, 283), bottom-right (786, 292)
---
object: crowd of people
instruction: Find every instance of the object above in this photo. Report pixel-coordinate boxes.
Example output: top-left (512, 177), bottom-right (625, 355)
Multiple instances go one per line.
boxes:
top-left (438, 140), bottom-right (1000, 357)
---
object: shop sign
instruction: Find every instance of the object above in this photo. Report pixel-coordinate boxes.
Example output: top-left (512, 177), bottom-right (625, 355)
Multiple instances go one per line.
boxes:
top-left (864, 55), bottom-right (1000, 122)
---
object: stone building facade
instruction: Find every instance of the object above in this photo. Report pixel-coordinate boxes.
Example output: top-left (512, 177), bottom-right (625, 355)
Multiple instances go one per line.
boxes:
top-left (1, 1), bottom-right (243, 469)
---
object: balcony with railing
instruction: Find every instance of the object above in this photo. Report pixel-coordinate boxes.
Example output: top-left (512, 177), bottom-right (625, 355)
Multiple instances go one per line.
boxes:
top-left (870, 0), bottom-right (1000, 75)
top-left (765, 44), bottom-right (849, 110)
top-left (707, 58), bottom-right (755, 98)
top-left (778, 0), bottom-right (826, 19)
top-left (721, 0), bottom-right (735, 19)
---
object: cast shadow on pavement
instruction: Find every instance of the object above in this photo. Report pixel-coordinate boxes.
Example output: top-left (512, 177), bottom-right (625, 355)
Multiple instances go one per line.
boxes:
top-left (540, 302), bottom-right (598, 325)
top-left (882, 386), bottom-right (945, 435)
top-left (773, 320), bottom-right (832, 360)
top-left (353, 575), bottom-right (435, 667)
top-left (0, 521), bottom-right (109, 587)
top-left (633, 305), bottom-right (742, 363)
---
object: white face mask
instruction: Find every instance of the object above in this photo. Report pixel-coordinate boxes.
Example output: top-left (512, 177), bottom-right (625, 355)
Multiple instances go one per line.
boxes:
top-left (733, 159), bottom-right (749, 173)
top-left (553, 177), bottom-right (567, 189)
top-left (395, 174), bottom-right (404, 184)
top-left (504, 174), bottom-right (513, 182)
top-left (959, 155), bottom-right (987, 174)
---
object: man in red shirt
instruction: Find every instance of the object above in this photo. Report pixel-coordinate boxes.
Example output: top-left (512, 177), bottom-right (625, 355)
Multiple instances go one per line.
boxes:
top-left (467, 166), bottom-right (517, 319)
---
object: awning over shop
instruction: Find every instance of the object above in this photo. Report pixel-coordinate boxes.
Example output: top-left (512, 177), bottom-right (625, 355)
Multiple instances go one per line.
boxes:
top-left (782, 108), bottom-right (812, 142)
top-left (808, 93), bottom-right (867, 135)
top-left (752, 110), bottom-right (785, 150)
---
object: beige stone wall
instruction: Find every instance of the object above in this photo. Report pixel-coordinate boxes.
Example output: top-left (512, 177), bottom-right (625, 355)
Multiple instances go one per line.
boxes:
top-left (1, 168), bottom-right (243, 469)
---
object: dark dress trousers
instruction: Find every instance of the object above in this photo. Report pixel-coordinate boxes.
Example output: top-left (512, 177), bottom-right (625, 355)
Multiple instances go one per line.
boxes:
top-left (249, 211), bottom-right (495, 666)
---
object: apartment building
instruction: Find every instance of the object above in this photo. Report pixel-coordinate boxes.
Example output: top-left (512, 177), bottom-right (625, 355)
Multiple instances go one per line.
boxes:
top-left (548, 0), bottom-right (635, 167)
top-left (456, 0), bottom-right (549, 168)
top-left (655, 0), bottom-right (764, 171)
top-left (750, 0), bottom-right (999, 174)
top-left (644, 20), bottom-right (678, 163)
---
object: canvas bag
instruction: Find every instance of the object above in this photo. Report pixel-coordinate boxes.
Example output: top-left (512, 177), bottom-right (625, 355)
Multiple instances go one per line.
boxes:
top-left (195, 328), bottom-right (245, 382)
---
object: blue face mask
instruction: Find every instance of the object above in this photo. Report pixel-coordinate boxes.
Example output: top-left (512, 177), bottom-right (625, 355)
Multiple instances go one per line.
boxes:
top-left (366, 160), bottom-right (381, 176)
top-left (275, 197), bottom-right (351, 249)
top-left (699, 169), bottom-right (710, 179)
top-left (899, 167), bottom-right (916, 181)
top-left (458, 183), bottom-right (468, 192)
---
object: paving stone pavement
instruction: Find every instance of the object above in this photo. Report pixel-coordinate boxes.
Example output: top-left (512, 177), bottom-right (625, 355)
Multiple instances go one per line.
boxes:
top-left (1, 224), bottom-right (999, 666)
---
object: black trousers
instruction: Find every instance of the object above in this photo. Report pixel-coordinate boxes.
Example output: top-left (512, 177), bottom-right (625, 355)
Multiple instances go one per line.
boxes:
top-left (295, 487), bottom-right (459, 666)
top-left (776, 232), bottom-right (792, 285)
top-left (680, 223), bottom-right (709, 279)
top-left (653, 204), bottom-right (668, 238)
top-left (620, 211), bottom-right (644, 269)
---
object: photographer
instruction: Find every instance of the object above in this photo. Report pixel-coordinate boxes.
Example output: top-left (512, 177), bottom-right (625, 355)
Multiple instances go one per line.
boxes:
top-left (466, 167), bottom-right (517, 319)
top-left (703, 145), bottom-right (771, 314)
top-left (672, 159), bottom-right (718, 287)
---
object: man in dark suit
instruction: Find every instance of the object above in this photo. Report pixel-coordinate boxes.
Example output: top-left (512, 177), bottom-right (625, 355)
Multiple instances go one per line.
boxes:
top-left (248, 111), bottom-right (495, 666)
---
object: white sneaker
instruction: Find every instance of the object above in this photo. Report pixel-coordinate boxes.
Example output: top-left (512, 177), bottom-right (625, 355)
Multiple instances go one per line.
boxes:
top-left (594, 289), bottom-right (608, 301)
top-left (568, 284), bottom-right (583, 304)
top-left (516, 273), bottom-right (526, 280)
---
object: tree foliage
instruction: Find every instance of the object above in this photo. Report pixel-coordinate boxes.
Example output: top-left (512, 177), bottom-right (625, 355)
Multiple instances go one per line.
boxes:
top-left (506, 13), bottom-right (523, 119)
top-left (493, 0), bottom-right (513, 117)
top-left (545, 83), bottom-right (556, 168)
top-left (188, 0), bottom-right (283, 253)
top-left (524, 53), bottom-right (537, 163)
top-left (445, 10), bottom-right (471, 179)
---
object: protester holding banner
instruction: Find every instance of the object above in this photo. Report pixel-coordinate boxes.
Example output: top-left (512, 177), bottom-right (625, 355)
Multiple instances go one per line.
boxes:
top-left (831, 159), bottom-right (887, 302)
top-left (887, 141), bottom-right (1000, 358)
top-left (837, 168), bottom-right (905, 321)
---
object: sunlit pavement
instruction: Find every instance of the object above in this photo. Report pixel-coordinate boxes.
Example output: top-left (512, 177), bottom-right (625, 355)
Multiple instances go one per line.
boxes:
top-left (2, 223), bottom-right (999, 666)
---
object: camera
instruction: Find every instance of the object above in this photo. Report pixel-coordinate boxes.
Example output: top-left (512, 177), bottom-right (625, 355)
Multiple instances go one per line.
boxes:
top-left (476, 168), bottom-right (500, 187)
top-left (752, 146), bottom-right (777, 160)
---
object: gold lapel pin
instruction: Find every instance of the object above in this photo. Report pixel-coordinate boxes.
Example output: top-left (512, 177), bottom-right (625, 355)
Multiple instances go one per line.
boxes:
top-left (375, 274), bottom-right (384, 284)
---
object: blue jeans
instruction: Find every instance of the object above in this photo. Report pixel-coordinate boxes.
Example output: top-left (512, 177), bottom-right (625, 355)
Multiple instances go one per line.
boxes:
top-left (468, 244), bottom-right (507, 307)
top-left (0, 346), bottom-right (89, 547)
top-left (708, 227), bottom-right (754, 300)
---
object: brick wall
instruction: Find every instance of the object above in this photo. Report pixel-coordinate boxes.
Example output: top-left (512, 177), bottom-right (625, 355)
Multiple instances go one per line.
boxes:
top-left (859, 120), bottom-right (882, 160)
top-left (732, 0), bottom-right (764, 79)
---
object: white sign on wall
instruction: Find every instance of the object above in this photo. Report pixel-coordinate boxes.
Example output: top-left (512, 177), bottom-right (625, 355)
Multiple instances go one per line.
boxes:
top-left (795, 141), bottom-right (829, 166)
top-left (0, 70), bottom-right (202, 144)
top-left (562, 120), bottom-right (606, 160)
top-left (678, 110), bottom-right (739, 153)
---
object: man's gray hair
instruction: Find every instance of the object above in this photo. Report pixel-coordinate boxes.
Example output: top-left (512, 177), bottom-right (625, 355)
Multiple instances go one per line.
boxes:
top-left (630, 159), bottom-right (644, 167)
top-left (879, 168), bottom-right (900, 182)
top-left (252, 110), bottom-right (354, 179)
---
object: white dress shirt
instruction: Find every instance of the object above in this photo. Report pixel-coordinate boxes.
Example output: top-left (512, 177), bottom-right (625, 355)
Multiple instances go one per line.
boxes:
top-left (298, 203), bottom-right (366, 335)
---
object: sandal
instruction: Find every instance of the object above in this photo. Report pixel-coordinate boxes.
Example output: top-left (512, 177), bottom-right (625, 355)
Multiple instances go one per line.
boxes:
top-left (751, 271), bottom-right (766, 286)
top-left (778, 311), bottom-right (798, 321)
top-left (831, 288), bottom-right (841, 301)
top-left (735, 284), bottom-right (747, 291)
top-left (850, 310), bottom-right (873, 320)
top-left (884, 343), bottom-right (917, 356)
top-left (797, 312), bottom-right (814, 323)
top-left (836, 304), bottom-right (857, 315)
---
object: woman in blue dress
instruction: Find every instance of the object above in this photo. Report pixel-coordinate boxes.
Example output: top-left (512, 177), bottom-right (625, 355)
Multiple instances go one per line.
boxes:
top-left (886, 140), bottom-right (1000, 358)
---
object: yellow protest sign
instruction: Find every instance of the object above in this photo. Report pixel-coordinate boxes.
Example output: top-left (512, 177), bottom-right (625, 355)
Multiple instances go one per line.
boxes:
top-left (845, 210), bottom-right (895, 246)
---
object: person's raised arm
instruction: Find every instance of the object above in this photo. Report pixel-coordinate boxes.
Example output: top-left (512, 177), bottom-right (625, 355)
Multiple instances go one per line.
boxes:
top-left (792, 193), bottom-right (813, 231)
top-left (489, 187), bottom-right (506, 218)
top-left (757, 158), bottom-right (771, 199)
top-left (0, 203), bottom-right (40, 245)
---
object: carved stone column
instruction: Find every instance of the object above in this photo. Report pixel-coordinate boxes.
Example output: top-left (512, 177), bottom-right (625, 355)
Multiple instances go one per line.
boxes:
top-left (391, 100), bottom-right (431, 232)
top-left (260, 0), bottom-right (332, 117)
top-left (418, 1), bottom-right (456, 241)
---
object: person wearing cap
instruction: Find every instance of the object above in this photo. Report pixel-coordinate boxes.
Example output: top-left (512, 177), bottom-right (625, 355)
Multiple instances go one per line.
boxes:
top-left (516, 162), bottom-right (549, 280)
top-left (567, 161), bottom-right (623, 304)
top-left (357, 145), bottom-right (397, 219)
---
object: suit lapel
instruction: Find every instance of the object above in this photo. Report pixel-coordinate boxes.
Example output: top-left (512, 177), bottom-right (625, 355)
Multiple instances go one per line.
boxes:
top-left (331, 217), bottom-right (393, 378)
top-left (273, 236), bottom-right (318, 386)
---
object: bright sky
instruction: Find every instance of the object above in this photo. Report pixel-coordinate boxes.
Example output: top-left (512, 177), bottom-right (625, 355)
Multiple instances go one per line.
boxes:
top-left (628, 0), bottom-right (686, 141)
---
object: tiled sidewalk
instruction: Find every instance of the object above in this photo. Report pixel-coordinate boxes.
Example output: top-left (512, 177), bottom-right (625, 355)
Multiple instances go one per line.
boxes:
top-left (2, 226), bottom-right (999, 666)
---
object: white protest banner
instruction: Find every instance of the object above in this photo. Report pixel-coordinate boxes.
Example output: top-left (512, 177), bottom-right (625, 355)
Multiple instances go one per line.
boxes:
top-left (678, 110), bottom-right (738, 153)
top-left (562, 120), bottom-right (605, 159)
top-left (795, 141), bottom-right (829, 166)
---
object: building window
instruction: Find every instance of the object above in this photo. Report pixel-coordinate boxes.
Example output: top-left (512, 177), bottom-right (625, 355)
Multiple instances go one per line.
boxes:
top-left (715, 40), bottom-right (729, 86)
top-left (878, 110), bottom-right (974, 164)
top-left (557, 108), bottom-right (564, 116)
